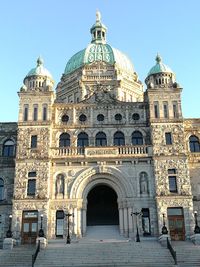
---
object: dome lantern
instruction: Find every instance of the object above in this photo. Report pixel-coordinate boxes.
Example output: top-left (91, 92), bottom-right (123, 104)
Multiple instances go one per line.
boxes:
top-left (90, 11), bottom-right (107, 44)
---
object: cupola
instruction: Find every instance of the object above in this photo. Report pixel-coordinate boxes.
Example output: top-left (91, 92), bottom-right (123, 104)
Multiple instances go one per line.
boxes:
top-left (145, 54), bottom-right (176, 89)
top-left (21, 57), bottom-right (54, 92)
top-left (90, 11), bottom-right (107, 44)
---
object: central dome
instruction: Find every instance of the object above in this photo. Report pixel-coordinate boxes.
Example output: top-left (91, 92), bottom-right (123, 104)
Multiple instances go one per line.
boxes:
top-left (64, 11), bottom-right (134, 75)
top-left (64, 43), bottom-right (134, 75)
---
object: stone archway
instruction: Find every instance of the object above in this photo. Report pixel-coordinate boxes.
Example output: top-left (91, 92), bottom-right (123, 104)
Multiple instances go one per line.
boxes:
top-left (70, 167), bottom-right (134, 237)
top-left (87, 184), bottom-right (119, 226)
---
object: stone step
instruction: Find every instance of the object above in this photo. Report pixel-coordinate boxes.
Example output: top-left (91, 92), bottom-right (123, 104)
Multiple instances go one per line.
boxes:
top-left (0, 245), bottom-right (34, 267)
top-left (35, 239), bottom-right (174, 267)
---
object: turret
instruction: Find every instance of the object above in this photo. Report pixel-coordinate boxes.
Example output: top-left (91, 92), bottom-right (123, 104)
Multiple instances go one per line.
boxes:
top-left (21, 57), bottom-right (54, 92)
top-left (145, 54), bottom-right (178, 89)
top-left (145, 55), bottom-right (182, 121)
top-left (18, 57), bottom-right (54, 122)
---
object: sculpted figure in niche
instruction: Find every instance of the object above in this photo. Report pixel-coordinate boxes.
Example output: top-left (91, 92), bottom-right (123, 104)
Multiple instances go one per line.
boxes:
top-left (140, 172), bottom-right (149, 194)
top-left (56, 174), bottom-right (64, 195)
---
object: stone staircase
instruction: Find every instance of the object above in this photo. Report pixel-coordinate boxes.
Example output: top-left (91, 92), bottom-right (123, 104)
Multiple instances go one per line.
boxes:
top-left (172, 241), bottom-right (200, 266)
top-left (0, 227), bottom-right (200, 267)
top-left (34, 225), bottom-right (174, 267)
top-left (0, 244), bottom-right (34, 267)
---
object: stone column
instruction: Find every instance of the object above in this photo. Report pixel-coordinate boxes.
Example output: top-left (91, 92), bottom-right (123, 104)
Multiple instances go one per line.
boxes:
top-left (73, 107), bottom-right (76, 124)
top-left (90, 107), bottom-right (93, 124)
top-left (128, 207), bottom-right (133, 238)
top-left (123, 208), bottom-right (128, 237)
top-left (119, 208), bottom-right (124, 235)
top-left (73, 208), bottom-right (77, 235)
top-left (77, 209), bottom-right (82, 237)
top-left (82, 209), bottom-right (87, 236)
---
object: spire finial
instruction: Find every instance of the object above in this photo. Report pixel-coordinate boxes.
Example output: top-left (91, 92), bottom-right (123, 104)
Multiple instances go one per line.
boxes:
top-left (37, 56), bottom-right (44, 66)
top-left (156, 54), bottom-right (162, 63)
top-left (96, 10), bottom-right (101, 22)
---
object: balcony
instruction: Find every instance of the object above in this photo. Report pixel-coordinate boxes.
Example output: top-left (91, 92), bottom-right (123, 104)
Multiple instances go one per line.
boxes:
top-left (51, 145), bottom-right (152, 159)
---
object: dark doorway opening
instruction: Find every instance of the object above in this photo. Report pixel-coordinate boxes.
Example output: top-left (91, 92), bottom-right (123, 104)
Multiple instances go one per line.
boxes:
top-left (87, 185), bottom-right (119, 226)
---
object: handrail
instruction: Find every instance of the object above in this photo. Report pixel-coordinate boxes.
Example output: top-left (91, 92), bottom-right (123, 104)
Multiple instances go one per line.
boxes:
top-left (167, 237), bottom-right (177, 265)
top-left (32, 240), bottom-right (40, 267)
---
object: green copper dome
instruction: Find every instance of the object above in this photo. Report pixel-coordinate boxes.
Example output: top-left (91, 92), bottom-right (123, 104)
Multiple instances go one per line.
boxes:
top-left (26, 57), bottom-right (52, 78)
top-left (148, 54), bottom-right (173, 76)
top-left (64, 43), bottom-right (134, 74)
top-left (64, 11), bottom-right (134, 75)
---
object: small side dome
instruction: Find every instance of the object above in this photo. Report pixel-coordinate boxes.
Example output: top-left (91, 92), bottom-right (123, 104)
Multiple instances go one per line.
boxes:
top-left (23, 57), bottom-right (54, 91)
top-left (145, 54), bottom-right (176, 88)
top-left (25, 57), bottom-right (53, 78)
top-left (147, 54), bottom-right (173, 76)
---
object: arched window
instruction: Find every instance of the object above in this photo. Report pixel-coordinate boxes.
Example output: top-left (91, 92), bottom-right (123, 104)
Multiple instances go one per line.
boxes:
top-left (77, 132), bottom-right (89, 147)
top-left (95, 132), bottom-right (107, 146)
top-left (113, 131), bottom-right (125, 146)
top-left (59, 133), bottom-right (70, 147)
top-left (132, 131), bottom-right (143, 145)
top-left (189, 135), bottom-right (200, 152)
top-left (3, 140), bottom-right (15, 157)
top-left (0, 178), bottom-right (4, 200)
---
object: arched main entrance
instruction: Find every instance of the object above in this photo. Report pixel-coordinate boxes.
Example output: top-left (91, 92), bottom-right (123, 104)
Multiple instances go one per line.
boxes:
top-left (87, 185), bottom-right (119, 226)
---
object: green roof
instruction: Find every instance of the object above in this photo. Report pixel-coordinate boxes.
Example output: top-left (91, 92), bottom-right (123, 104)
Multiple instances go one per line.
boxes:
top-left (64, 11), bottom-right (134, 75)
top-left (26, 57), bottom-right (52, 78)
top-left (64, 43), bottom-right (134, 75)
top-left (148, 54), bottom-right (173, 76)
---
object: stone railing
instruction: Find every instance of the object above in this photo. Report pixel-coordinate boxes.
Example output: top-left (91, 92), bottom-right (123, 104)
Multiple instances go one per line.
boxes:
top-left (51, 145), bottom-right (152, 159)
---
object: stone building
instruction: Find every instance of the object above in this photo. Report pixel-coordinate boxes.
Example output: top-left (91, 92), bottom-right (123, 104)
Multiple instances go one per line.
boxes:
top-left (0, 11), bottom-right (200, 245)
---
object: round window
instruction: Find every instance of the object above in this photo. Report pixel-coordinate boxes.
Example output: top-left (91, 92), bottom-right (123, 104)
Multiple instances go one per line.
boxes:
top-left (132, 113), bottom-right (140, 120)
top-left (61, 114), bottom-right (69, 123)
top-left (79, 114), bottom-right (87, 122)
top-left (97, 114), bottom-right (104, 122)
top-left (115, 113), bottom-right (122, 121)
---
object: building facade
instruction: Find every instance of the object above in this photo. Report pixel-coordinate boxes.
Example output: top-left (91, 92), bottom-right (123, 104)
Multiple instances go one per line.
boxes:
top-left (0, 12), bottom-right (200, 245)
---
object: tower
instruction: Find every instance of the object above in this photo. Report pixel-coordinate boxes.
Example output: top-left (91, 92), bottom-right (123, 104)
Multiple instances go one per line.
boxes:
top-left (145, 55), bottom-right (194, 239)
top-left (12, 58), bottom-right (54, 243)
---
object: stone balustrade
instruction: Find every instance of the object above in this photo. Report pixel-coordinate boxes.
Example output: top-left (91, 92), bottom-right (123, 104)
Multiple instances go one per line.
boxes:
top-left (51, 145), bottom-right (152, 158)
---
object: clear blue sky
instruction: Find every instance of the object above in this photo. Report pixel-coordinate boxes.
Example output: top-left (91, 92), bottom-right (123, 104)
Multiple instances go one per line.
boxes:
top-left (0, 0), bottom-right (200, 122)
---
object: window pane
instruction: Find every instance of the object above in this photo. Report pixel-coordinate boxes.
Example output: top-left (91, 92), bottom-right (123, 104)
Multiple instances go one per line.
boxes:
top-left (0, 187), bottom-right (4, 200)
top-left (163, 104), bottom-right (168, 118)
top-left (165, 133), bottom-right (172, 145)
top-left (28, 172), bottom-right (36, 177)
top-left (3, 140), bottom-right (14, 156)
top-left (95, 132), bottom-right (107, 146)
top-left (167, 208), bottom-right (183, 216)
top-left (31, 135), bottom-right (37, 148)
top-left (56, 219), bottom-right (64, 236)
top-left (33, 107), bottom-right (38, 121)
top-left (31, 222), bottom-right (37, 232)
top-left (132, 131), bottom-right (143, 145)
top-left (23, 223), bottom-right (29, 232)
top-left (59, 133), bottom-right (70, 147)
top-left (169, 176), bottom-right (177, 192)
top-left (43, 107), bottom-right (47, 121)
top-left (114, 132), bottom-right (125, 146)
top-left (189, 135), bottom-right (200, 152)
top-left (77, 132), bottom-right (89, 147)
top-left (24, 106), bottom-right (28, 121)
top-left (168, 169), bottom-right (176, 174)
top-left (27, 179), bottom-right (36, 196)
